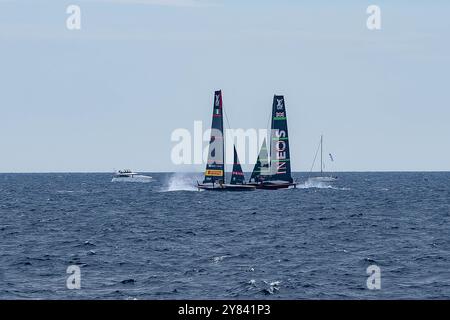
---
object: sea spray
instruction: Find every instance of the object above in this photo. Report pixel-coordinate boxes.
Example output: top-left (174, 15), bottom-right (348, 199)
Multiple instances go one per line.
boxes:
top-left (299, 178), bottom-right (333, 189)
top-left (163, 173), bottom-right (201, 192)
top-left (299, 178), bottom-right (349, 190)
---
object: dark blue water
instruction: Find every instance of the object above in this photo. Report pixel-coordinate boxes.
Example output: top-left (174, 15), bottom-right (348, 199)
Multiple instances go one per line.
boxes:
top-left (1, 172), bottom-right (450, 299)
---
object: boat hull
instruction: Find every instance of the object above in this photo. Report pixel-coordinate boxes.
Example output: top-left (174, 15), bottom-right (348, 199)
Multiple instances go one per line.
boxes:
top-left (111, 175), bottom-right (152, 183)
top-left (248, 182), bottom-right (297, 190)
top-left (197, 184), bottom-right (256, 191)
top-left (308, 176), bottom-right (337, 182)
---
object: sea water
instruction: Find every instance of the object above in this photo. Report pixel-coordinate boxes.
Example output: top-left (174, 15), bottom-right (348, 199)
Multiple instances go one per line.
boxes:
top-left (1, 172), bottom-right (449, 299)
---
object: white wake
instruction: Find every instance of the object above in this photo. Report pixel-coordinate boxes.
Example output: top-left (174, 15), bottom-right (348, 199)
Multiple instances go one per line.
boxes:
top-left (162, 173), bottom-right (199, 192)
top-left (298, 177), bottom-right (349, 190)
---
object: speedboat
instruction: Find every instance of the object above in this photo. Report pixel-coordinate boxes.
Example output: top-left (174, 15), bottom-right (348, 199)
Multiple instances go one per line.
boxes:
top-left (111, 169), bottom-right (152, 183)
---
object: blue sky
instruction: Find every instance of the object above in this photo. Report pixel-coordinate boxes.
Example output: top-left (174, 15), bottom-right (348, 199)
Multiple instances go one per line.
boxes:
top-left (0, 0), bottom-right (449, 172)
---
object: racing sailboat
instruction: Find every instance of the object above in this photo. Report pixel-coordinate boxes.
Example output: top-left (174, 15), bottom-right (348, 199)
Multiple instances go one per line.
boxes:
top-left (197, 90), bottom-right (255, 191)
top-left (249, 95), bottom-right (297, 189)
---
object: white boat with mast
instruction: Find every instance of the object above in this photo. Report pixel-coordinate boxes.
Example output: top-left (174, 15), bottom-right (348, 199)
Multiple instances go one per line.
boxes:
top-left (309, 134), bottom-right (337, 182)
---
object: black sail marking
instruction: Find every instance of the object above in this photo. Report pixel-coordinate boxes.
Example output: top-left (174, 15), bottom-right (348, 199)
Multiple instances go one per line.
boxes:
top-left (230, 146), bottom-right (245, 185)
top-left (249, 138), bottom-right (269, 183)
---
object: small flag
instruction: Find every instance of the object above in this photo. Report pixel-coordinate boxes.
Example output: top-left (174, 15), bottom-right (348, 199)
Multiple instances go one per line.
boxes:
top-left (329, 153), bottom-right (334, 162)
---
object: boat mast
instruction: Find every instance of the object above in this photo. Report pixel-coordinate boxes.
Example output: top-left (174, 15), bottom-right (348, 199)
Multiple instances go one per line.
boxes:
top-left (222, 117), bottom-right (225, 183)
top-left (320, 134), bottom-right (323, 176)
top-left (222, 92), bottom-right (226, 183)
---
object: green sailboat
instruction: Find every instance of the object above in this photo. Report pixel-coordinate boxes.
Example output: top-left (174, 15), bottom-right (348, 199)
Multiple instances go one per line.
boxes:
top-left (249, 95), bottom-right (297, 189)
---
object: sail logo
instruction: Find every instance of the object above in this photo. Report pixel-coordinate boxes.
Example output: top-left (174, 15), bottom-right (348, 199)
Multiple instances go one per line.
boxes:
top-left (272, 129), bottom-right (288, 175)
top-left (205, 169), bottom-right (223, 177)
top-left (276, 98), bottom-right (284, 110)
top-left (215, 94), bottom-right (220, 107)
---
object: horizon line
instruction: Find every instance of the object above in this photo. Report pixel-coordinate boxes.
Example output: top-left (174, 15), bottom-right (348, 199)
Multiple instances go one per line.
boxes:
top-left (1, 170), bottom-right (449, 174)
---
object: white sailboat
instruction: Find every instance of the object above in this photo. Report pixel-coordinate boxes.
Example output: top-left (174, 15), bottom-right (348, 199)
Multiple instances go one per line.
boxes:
top-left (309, 135), bottom-right (337, 182)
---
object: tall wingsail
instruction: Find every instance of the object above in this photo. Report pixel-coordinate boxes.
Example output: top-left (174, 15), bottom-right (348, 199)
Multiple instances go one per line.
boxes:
top-left (249, 138), bottom-right (269, 183)
top-left (230, 146), bottom-right (245, 185)
top-left (269, 95), bottom-right (293, 183)
top-left (203, 90), bottom-right (225, 184)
